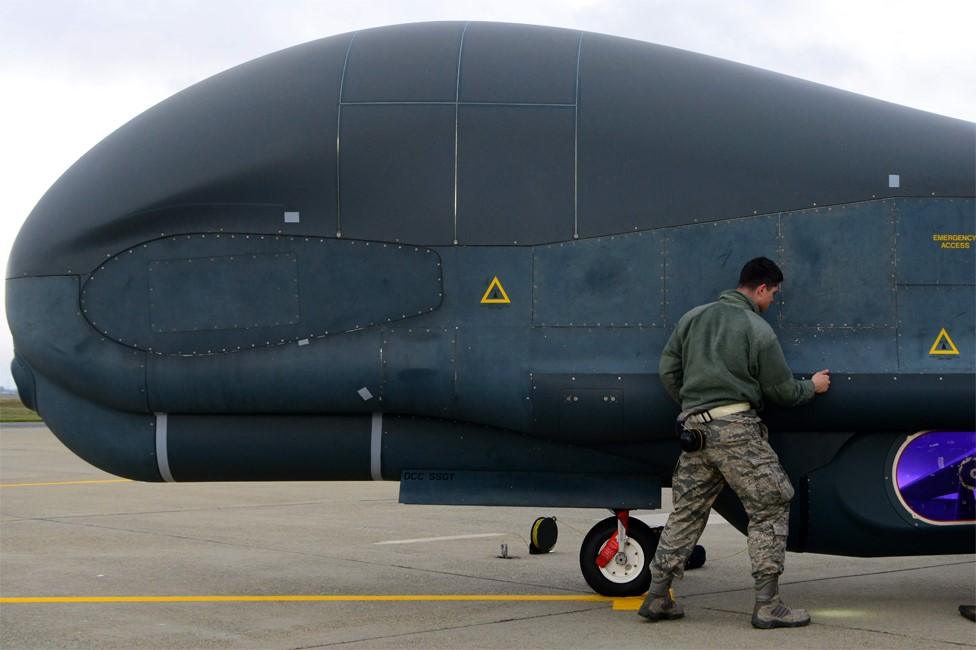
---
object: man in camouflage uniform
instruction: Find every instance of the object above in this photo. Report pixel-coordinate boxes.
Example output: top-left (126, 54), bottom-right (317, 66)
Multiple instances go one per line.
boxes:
top-left (638, 257), bottom-right (831, 629)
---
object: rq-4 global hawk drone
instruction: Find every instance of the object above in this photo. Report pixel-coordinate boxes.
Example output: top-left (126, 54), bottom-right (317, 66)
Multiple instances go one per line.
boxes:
top-left (7, 22), bottom-right (974, 596)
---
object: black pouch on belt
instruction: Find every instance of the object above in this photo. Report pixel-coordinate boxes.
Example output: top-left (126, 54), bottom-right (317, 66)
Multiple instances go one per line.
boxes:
top-left (676, 409), bottom-right (707, 453)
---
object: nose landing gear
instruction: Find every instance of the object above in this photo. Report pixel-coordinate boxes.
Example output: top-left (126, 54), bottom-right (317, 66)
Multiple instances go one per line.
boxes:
top-left (578, 510), bottom-right (706, 596)
top-left (579, 511), bottom-right (659, 597)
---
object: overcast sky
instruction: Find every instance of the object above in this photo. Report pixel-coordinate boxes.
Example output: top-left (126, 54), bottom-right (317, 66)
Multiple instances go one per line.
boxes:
top-left (1, 0), bottom-right (974, 392)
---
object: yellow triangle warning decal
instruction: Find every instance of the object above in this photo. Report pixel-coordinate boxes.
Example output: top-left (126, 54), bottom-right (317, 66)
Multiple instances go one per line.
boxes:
top-left (480, 276), bottom-right (511, 304)
top-left (928, 328), bottom-right (960, 356)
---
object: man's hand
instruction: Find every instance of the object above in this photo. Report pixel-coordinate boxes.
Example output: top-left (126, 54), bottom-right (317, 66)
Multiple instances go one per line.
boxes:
top-left (812, 369), bottom-right (831, 394)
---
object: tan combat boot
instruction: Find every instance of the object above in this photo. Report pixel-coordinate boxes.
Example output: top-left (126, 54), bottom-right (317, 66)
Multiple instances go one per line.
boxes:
top-left (638, 577), bottom-right (684, 622)
top-left (751, 577), bottom-right (810, 629)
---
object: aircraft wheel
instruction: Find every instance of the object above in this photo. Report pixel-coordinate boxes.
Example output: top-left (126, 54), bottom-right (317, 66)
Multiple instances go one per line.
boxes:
top-left (579, 516), bottom-right (659, 597)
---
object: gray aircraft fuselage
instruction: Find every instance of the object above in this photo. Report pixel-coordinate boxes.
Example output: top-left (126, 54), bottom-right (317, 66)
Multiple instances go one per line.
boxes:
top-left (6, 22), bottom-right (975, 563)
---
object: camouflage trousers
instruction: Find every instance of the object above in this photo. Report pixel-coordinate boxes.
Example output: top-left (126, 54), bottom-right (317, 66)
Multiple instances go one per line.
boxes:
top-left (649, 412), bottom-right (794, 586)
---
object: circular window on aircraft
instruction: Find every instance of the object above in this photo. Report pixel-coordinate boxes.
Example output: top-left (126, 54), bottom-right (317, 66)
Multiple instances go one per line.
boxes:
top-left (892, 431), bottom-right (975, 525)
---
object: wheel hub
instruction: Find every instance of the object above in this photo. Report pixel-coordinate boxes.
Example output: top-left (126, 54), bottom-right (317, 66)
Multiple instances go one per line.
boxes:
top-left (598, 537), bottom-right (644, 584)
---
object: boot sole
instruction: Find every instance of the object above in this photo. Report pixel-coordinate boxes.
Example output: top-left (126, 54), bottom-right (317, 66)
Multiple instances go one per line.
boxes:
top-left (751, 616), bottom-right (810, 629)
top-left (638, 610), bottom-right (685, 622)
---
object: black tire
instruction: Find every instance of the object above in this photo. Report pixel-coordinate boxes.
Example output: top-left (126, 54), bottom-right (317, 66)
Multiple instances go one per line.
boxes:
top-left (579, 516), bottom-right (660, 597)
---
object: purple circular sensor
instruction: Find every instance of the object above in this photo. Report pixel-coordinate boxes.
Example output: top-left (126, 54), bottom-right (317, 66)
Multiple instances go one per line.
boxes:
top-left (893, 431), bottom-right (976, 524)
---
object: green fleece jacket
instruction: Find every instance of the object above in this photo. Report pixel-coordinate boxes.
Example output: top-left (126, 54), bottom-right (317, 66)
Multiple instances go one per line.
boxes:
top-left (660, 289), bottom-right (815, 412)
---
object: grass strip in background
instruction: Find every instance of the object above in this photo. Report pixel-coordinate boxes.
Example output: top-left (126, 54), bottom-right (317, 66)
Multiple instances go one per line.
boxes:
top-left (0, 396), bottom-right (41, 423)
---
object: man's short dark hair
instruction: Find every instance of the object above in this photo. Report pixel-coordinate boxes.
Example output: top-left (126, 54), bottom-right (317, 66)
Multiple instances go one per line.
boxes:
top-left (738, 257), bottom-right (784, 289)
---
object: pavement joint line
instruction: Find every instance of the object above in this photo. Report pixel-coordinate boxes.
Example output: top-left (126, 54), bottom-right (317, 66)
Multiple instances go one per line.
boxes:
top-left (0, 479), bottom-right (132, 488)
top-left (1, 499), bottom-right (390, 521)
top-left (1, 498), bottom-right (398, 521)
top-left (678, 559), bottom-right (976, 598)
top-left (30, 516), bottom-right (593, 594)
top-left (0, 594), bottom-right (622, 605)
top-left (2, 499), bottom-right (606, 523)
top-left (16, 516), bottom-right (973, 600)
top-left (375, 533), bottom-right (508, 544)
top-left (289, 604), bottom-right (607, 650)
top-left (696, 604), bottom-right (976, 647)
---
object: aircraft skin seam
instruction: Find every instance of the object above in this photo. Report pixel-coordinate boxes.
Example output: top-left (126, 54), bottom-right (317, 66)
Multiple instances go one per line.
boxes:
top-left (453, 22), bottom-right (471, 246)
top-left (338, 101), bottom-right (576, 107)
top-left (573, 31), bottom-right (583, 240)
top-left (77, 234), bottom-right (444, 356)
top-left (49, 196), bottom-right (962, 266)
top-left (776, 213), bottom-right (784, 331)
top-left (891, 200), bottom-right (904, 370)
top-left (13, 196), bottom-right (968, 276)
top-left (335, 31), bottom-right (358, 239)
top-left (10, 196), bottom-right (975, 283)
top-left (142, 348), bottom-right (150, 413)
top-left (661, 234), bottom-right (669, 329)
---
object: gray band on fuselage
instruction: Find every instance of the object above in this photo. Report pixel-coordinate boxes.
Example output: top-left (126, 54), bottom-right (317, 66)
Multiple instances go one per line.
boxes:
top-left (370, 412), bottom-right (383, 481)
top-left (155, 413), bottom-right (175, 482)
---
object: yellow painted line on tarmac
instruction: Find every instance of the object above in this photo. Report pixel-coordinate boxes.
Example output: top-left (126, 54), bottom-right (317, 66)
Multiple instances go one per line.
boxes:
top-left (612, 597), bottom-right (644, 611)
top-left (1, 594), bottom-right (643, 608)
top-left (0, 479), bottom-right (132, 488)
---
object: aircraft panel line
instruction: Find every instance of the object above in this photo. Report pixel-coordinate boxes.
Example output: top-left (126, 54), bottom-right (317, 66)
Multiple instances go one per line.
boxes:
top-left (573, 31), bottom-right (582, 240)
top-left (335, 32), bottom-right (358, 238)
top-left (452, 22), bottom-right (471, 245)
top-left (338, 101), bottom-right (576, 107)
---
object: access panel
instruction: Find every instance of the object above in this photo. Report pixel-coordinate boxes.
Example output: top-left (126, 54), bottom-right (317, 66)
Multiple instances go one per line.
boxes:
top-left (457, 105), bottom-right (575, 244)
top-left (533, 231), bottom-right (664, 327)
top-left (897, 285), bottom-right (975, 373)
top-left (666, 214), bottom-right (779, 326)
top-left (339, 104), bottom-right (456, 244)
top-left (781, 201), bottom-right (895, 328)
top-left (82, 235), bottom-right (444, 355)
top-left (460, 23), bottom-right (579, 104)
top-left (342, 22), bottom-right (464, 102)
top-left (895, 197), bottom-right (975, 286)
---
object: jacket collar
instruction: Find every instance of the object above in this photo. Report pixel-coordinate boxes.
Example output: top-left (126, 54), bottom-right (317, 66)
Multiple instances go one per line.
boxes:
top-left (719, 289), bottom-right (760, 315)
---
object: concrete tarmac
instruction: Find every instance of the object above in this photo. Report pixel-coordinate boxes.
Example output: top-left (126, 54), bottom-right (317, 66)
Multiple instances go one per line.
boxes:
top-left (1, 424), bottom-right (974, 649)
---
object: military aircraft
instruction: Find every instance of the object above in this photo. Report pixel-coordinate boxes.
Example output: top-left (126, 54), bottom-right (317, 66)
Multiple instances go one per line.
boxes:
top-left (6, 22), bottom-right (974, 597)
